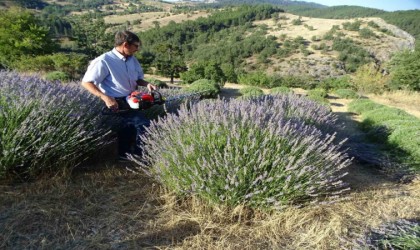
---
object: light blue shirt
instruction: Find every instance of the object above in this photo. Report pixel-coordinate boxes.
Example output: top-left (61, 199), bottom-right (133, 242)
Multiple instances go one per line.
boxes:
top-left (82, 48), bottom-right (144, 97)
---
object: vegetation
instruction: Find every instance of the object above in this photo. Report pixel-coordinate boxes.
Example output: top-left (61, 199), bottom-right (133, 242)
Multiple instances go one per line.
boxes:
top-left (307, 88), bottom-right (329, 105)
top-left (239, 86), bottom-right (264, 97)
top-left (145, 78), bottom-right (168, 88)
top-left (45, 71), bottom-right (70, 82)
top-left (131, 96), bottom-right (350, 210)
top-left (332, 38), bottom-right (373, 73)
top-left (0, 71), bottom-right (112, 179)
top-left (287, 5), bottom-right (420, 40)
top-left (353, 63), bottom-right (388, 94)
top-left (287, 5), bottom-right (386, 19)
top-left (270, 86), bottom-right (293, 94)
top-left (362, 219), bottom-right (420, 249)
top-left (332, 89), bottom-right (359, 99)
top-left (139, 5), bottom-right (282, 80)
top-left (318, 76), bottom-right (353, 91)
top-left (186, 79), bottom-right (220, 98)
top-left (348, 99), bottom-right (420, 172)
top-left (0, 7), bottom-right (57, 68)
top-left (0, 1), bottom-right (419, 248)
top-left (387, 45), bottom-right (420, 91)
top-left (238, 71), bottom-right (276, 88)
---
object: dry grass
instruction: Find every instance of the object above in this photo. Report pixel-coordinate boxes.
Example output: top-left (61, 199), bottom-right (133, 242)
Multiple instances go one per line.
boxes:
top-left (367, 90), bottom-right (420, 118)
top-left (103, 11), bottom-right (210, 32)
top-left (1, 162), bottom-right (418, 249)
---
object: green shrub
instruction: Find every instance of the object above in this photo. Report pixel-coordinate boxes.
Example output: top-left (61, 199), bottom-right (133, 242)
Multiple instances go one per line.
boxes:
top-left (238, 71), bottom-right (274, 88)
top-left (292, 18), bottom-right (302, 25)
top-left (306, 88), bottom-right (329, 105)
top-left (348, 99), bottom-right (383, 114)
top-left (333, 89), bottom-right (359, 99)
top-left (367, 21), bottom-right (380, 29)
top-left (145, 78), bottom-right (168, 88)
top-left (342, 20), bottom-right (362, 31)
top-left (361, 107), bottom-right (415, 129)
top-left (180, 62), bottom-right (226, 86)
top-left (276, 75), bottom-right (315, 89)
top-left (332, 38), bottom-right (373, 73)
top-left (307, 88), bottom-right (328, 98)
top-left (11, 55), bottom-right (55, 72)
top-left (319, 76), bottom-right (353, 90)
top-left (45, 71), bottom-right (70, 82)
top-left (359, 28), bottom-right (376, 38)
top-left (49, 53), bottom-right (89, 79)
top-left (349, 99), bottom-right (420, 172)
top-left (131, 96), bottom-right (350, 210)
top-left (186, 79), bottom-right (219, 98)
top-left (12, 53), bottom-right (88, 79)
top-left (270, 86), bottom-right (292, 95)
top-left (239, 86), bottom-right (264, 97)
top-left (388, 47), bottom-right (420, 91)
top-left (388, 125), bottom-right (420, 160)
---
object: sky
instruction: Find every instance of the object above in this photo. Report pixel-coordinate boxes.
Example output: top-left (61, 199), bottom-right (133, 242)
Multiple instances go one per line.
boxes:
top-left (303, 0), bottom-right (420, 11)
top-left (164, 0), bottom-right (420, 11)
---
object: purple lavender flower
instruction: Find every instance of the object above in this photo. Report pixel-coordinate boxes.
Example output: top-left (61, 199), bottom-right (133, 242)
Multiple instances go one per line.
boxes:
top-left (131, 94), bottom-right (351, 210)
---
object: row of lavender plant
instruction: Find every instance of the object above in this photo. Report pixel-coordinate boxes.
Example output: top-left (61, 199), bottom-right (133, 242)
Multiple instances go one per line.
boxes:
top-left (130, 94), bottom-right (351, 209)
top-left (0, 71), bottom-right (112, 179)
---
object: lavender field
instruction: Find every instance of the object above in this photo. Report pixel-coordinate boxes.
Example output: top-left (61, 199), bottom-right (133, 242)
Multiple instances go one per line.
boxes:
top-left (0, 71), bottom-right (419, 249)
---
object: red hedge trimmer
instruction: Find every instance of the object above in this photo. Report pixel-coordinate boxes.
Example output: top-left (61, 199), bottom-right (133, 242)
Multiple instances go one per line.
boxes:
top-left (101, 90), bottom-right (205, 115)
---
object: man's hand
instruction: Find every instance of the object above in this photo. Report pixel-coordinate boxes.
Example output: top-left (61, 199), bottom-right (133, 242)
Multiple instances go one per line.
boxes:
top-left (101, 95), bottom-right (118, 110)
top-left (146, 83), bottom-right (157, 92)
top-left (81, 82), bottom-right (119, 111)
top-left (137, 79), bottom-right (157, 92)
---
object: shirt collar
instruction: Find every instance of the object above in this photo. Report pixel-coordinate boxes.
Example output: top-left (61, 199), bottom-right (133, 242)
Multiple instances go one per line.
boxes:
top-left (112, 48), bottom-right (128, 61)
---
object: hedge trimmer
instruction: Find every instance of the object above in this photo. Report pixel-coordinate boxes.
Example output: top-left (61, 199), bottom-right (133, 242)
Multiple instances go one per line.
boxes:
top-left (101, 90), bottom-right (205, 115)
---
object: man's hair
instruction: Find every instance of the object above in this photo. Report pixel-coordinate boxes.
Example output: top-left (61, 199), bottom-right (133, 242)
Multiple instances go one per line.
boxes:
top-left (114, 30), bottom-right (140, 47)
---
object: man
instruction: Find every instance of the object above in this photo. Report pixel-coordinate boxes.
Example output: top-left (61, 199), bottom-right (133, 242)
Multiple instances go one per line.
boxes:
top-left (81, 30), bottom-right (157, 158)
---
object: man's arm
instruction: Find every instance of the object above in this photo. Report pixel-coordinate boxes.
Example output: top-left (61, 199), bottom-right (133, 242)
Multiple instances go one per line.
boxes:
top-left (81, 81), bottom-right (118, 110)
top-left (136, 79), bottom-right (157, 91)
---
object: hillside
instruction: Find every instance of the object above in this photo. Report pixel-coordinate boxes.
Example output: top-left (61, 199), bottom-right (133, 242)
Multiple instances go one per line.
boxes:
top-left (97, 5), bottom-right (415, 79)
top-left (250, 14), bottom-right (414, 77)
top-left (1, 0), bottom-right (417, 82)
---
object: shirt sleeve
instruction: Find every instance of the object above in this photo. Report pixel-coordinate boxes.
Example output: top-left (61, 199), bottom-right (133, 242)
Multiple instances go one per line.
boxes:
top-left (82, 58), bottom-right (110, 85)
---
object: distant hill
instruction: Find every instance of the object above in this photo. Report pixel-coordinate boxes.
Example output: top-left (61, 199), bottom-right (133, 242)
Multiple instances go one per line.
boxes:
top-left (286, 5), bottom-right (386, 18)
top-left (201, 0), bottom-right (325, 8)
top-left (1, 0), bottom-right (417, 81)
top-left (287, 5), bottom-right (420, 39)
top-left (0, 0), bottom-right (47, 9)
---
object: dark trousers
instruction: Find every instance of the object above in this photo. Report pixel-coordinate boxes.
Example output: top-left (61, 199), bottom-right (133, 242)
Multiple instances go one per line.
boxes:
top-left (117, 111), bottom-right (150, 157)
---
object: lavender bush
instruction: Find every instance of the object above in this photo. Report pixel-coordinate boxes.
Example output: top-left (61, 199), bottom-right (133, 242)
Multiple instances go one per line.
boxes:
top-left (0, 71), bottom-right (112, 179)
top-left (358, 219), bottom-right (420, 249)
top-left (130, 95), bottom-right (351, 209)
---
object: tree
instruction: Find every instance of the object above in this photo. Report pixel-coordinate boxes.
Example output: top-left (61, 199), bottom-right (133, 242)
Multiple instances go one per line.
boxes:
top-left (69, 15), bottom-right (113, 57)
top-left (153, 43), bottom-right (187, 84)
top-left (180, 61), bottom-right (227, 85)
top-left (352, 63), bottom-right (388, 94)
top-left (0, 7), bottom-right (57, 68)
top-left (388, 46), bottom-right (420, 91)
